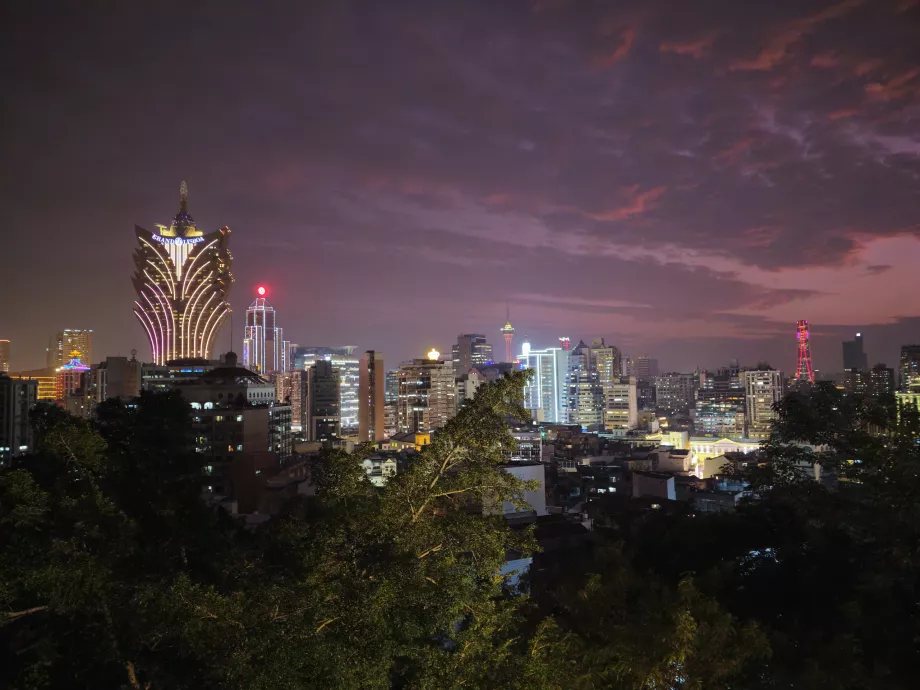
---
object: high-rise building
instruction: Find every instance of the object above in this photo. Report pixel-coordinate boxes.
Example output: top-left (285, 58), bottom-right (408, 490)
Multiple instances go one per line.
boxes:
top-left (0, 340), bottom-right (9, 372)
top-left (384, 369), bottom-right (399, 438)
top-left (242, 286), bottom-right (288, 375)
top-left (604, 376), bottom-right (638, 433)
top-left (519, 343), bottom-right (568, 423)
top-left (743, 370), bottom-right (784, 440)
top-left (397, 351), bottom-right (456, 434)
top-left (47, 329), bottom-right (93, 370)
top-left (456, 368), bottom-right (488, 409)
top-left (451, 334), bottom-right (493, 376)
top-left (359, 350), bottom-right (385, 443)
top-left (695, 368), bottom-right (746, 438)
top-left (899, 345), bottom-right (920, 391)
top-left (794, 320), bottom-right (815, 384)
top-left (654, 373), bottom-right (697, 413)
top-left (55, 352), bottom-right (90, 404)
top-left (293, 347), bottom-right (360, 432)
top-left (133, 182), bottom-right (232, 365)
top-left (634, 355), bottom-right (658, 381)
top-left (867, 364), bottom-right (895, 398)
top-left (307, 360), bottom-right (341, 442)
top-left (274, 369), bottom-right (306, 433)
top-left (501, 308), bottom-right (515, 363)
top-left (1, 374), bottom-right (37, 464)
top-left (92, 355), bottom-right (142, 402)
top-left (842, 333), bottom-right (868, 372)
top-left (590, 338), bottom-right (621, 391)
top-left (567, 340), bottom-right (603, 430)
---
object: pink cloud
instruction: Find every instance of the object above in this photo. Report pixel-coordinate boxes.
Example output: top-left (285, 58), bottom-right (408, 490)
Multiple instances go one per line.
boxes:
top-left (594, 28), bottom-right (635, 68)
top-left (659, 34), bottom-right (717, 59)
top-left (584, 186), bottom-right (667, 221)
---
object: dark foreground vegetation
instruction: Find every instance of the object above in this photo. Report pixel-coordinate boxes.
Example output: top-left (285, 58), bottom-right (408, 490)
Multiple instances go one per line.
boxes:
top-left (3, 374), bottom-right (920, 689)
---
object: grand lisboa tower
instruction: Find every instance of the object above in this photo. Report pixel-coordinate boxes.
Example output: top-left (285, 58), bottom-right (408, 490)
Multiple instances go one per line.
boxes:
top-left (133, 182), bottom-right (233, 365)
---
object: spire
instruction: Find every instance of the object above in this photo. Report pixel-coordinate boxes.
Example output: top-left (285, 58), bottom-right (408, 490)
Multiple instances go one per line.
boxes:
top-left (179, 180), bottom-right (189, 212)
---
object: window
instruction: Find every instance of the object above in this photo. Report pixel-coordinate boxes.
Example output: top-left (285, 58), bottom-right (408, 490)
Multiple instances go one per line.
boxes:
top-left (215, 416), bottom-right (223, 422)
top-left (236, 415), bottom-right (243, 422)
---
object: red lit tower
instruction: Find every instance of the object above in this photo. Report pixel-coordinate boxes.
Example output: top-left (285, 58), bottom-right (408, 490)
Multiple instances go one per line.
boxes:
top-left (501, 306), bottom-right (515, 362)
top-left (794, 320), bottom-right (815, 383)
top-left (559, 337), bottom-right (570, 351)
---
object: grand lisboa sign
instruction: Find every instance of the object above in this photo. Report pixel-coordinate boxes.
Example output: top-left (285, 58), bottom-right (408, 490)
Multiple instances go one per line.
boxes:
top-left (152, 235), bottom-right (205, 246)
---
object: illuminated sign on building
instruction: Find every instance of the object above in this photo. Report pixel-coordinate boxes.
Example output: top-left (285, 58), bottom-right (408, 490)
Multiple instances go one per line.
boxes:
top-left (152, 234), bottom-right (205, 246)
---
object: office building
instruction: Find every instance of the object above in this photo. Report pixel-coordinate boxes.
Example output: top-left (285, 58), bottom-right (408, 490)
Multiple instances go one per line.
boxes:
top-left (47, 329), bottom-right (93, 370)
top-left (842, 369), bottom-right (869, 396)
top-left (655, 373), bottom-right (697, 413)
top-left (397, 351), bottom-right (456, 434)
top-left (451, 334), bottom-right (493, 377)
top-left (0, 340), bottom-right (9, 372)
top-left (604, 376), bottom-right (638, 433)
top-left (842, 333), bottom-right (868, 372)
top-left (867, 364), bottom-right (895, 398)
top-left (695, 368), bottom-right (746, 438)
top-left (133, 182), bottom-right (232, 365)
top-left (307, 360), bottom-right (341, 442)
top-left (292, 346), bottom-right (360, 432)
top-left (899, 345), bottom-right (920, 391)
top-left (55, 352), bottom-right (90, 404)
top-left (359, 350), bottom-right (385, 443)
top-left (590, 338), bottom-right (621, 390)
top-left (743, 370), bottom-right (784, 440)
top-left (635, 355), bottom-right (659, 381)
top-left (567, 340), bottom-right (603, 430)
top-left (92, 355), bottom-right (142, 402)
top-left (242, 286), bottom-right (288, 375)
top-left (1, 374), bottom-right (37, 465)
top-left (519, 342), bottom-right (568, 423)
top-left (274, 369), bottom-right (306, 433)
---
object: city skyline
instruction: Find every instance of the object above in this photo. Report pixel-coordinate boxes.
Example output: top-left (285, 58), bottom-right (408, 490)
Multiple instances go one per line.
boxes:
top-left (3, 1), bottom-right (920, 372)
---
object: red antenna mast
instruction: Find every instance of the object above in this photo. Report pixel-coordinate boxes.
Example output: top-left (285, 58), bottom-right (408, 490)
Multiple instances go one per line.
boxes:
top-left (794, 320), bottom-right (815, 383)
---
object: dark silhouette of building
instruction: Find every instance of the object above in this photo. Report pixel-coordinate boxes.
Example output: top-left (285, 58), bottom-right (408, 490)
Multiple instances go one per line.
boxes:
top-left (842, 333), bottom-right (868, 372)
top-left (307, 360), bottom-right (340, 442)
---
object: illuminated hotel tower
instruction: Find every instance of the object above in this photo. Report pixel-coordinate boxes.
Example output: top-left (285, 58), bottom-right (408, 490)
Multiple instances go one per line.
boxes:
top-left (133, 182), bottom-right (233, 365)
top-left (242, 286), bottom-right (288, 375)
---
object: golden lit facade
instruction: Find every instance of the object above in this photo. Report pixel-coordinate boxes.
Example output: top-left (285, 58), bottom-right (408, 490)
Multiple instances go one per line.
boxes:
top-left (133, 182), bottom-right (233, 365)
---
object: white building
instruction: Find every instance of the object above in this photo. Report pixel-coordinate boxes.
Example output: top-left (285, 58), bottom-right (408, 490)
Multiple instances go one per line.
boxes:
top-left (519, 342), bottom-right (568, 423)
top-left (297, 351), bottom-right (360, 432)
top-left (396, 354), bottom-right (457, 434)
top-left (242, 287), bottom-right (289, 375)
top-left (743, 370), bottom-right (785, 440)
top-left (604, 376), bottom-right (638, 433)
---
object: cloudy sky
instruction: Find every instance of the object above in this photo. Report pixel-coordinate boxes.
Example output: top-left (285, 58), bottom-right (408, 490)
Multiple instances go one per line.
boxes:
top-left (2, 0), bottom-right (919, 373)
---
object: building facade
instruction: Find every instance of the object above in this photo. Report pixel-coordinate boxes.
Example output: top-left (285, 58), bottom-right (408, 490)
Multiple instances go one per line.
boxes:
top-left (867, 364), bottom-right (895, 398)
top-left (0, 374), bottom-right (37, 465)
top-left (566, 340), bottom-right (603, 430)
top-left (590, 338), bottom-right (621, 391)
top-left (604, 376), bottom-right (638, 433)
top-left (274, 369), bottom-right (306, 433)
top-left (92, 355), bottom-right (142, 402)
top-left (743, 369), bottom-right (784, 440)
top-left (47, 329), bottom-right (93, 370)
top-left (397, 355), bottom-right (456, 434)
top-left (55, 353), bottom-right (90, 405)
top-left (306, 360), bottom-right (341, 442)
top-left (242, 287), bottom-right (288, 375)
top-left (695, 368), bottom-right (746, 438)
top-left (0, 340), bottom-right (9, 372)
top-left (293, 347), bottom-right (360, 432)
top-left (899, 345), bottom-right (920, 391)
top-left (519, 344), bottom-right (568, 423)
top-left (133, 182), bottom-right (232, 365)
top-left (359, 350), bottom-right (385, 442)
top-left (655, 372), bottom-right (697, 413)
top-left (451, 334), bottom-right (493, 377)
top-left (842, 333), bottom-right (868, 372)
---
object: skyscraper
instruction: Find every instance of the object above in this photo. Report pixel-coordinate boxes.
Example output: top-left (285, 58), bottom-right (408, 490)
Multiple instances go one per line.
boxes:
top-left (634, 355), bottom-right (658, 381)
top-left (359, 350), bottom-right (385, 442)
top-left (743, 369), bottom-right (785, 440)
top-left (590, 339), bottom-right (622, 390)
top-left (842, 332), bottom-right (868, 371)
top-left (899, 345), bottom-right (920, 391)
top-left (794, 320), bottom-right (815, 383)
top-left (451, 334), bottom-right (493, 376)
top-left (0, 340), bottom-right (9, 372)
top-left (47, 329), bottom-right (93, 369)
top-left (242, 286), bottom-right (288, 375)
top-left (0, 374), bottom-right (37, 464)
top-left (293, 347), bottom-right (360, 432)
top-left (501, 308), bottom-right (515, 363)
top-left (567, 340), bottom-right (603, 430)
top-left (397, 351), bottom-right (456, 434)
top-left (604, 376), bottom-right (638, 433)
top-left (695, 367), bottom-right (746, 438)
top-left (306, 360), bottom-right (340, 442)
top-left (867, 364), bottom-right (895, 398)
top-left (519, 344), bottom-right (568, 423)
top-left (654, 373), bottom-right (697, 413)
top-left (133, 182), bottom-right (232, 365)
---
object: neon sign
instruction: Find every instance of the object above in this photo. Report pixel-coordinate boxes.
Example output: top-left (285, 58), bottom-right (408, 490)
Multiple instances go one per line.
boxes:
top-left (153, 235), bottom-right (204, 246)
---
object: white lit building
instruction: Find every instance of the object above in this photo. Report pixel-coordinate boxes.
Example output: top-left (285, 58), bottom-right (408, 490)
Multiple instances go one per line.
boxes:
top-left (518, 342), bottom-right (568, 423)
top-left (604, 376), bottom-right (638, 434)
top-left (242, 286), bottom-right (288, 375)
top-left (295, 348), bottom-right (360, 433)
top-left (743, 370), bottom-right (785, 440)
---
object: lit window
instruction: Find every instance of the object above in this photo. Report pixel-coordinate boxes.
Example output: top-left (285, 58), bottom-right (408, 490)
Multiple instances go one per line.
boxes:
top-left (236, 415), bottom-right (243, 422)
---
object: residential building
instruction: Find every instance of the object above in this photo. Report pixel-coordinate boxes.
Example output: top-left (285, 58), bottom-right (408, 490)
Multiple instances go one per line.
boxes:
top-left (0, 374), bottom-right (37, 465)
top-left (451, 334), bottom-right (493, 377)
top-left (307, 360), bottom-right (340, 442)
top-left (590, 338), bottom-right (621, 390)
top-left (396, 353), bottom-right (456, 434)
top-left (567, 340), bottom-right (603, 430)
top-left (132, 182), bottom-right (232, 364)
top-left (842, 369), bottom-right (869, 396)
top-left (654, 373), bottom-right (697, 413)
top-left (456, 368), bottom-right (487, 409)
top-left (499, 462), bottom-right (547, 518)
top-left (899, 345), bottom-right (920, 391)
top-left (242, 286), bottom-right (289, 375)
top-left (361, 453), bottom-right (398, 487)
top-left (695, 368), bottom-right (746, 438)
top-left (842, 333), bottom-right (868, 372)
top-left (292, 347), bottom-right (360, 432)
top-left (92, 355), bottom-right (142, 402)
top-left (47, 329), bottom-right (93, 370)
top-left (0, 340), bottom-right (9, 372)
top-left (359, 350), bottom-right (385, 442)
top-left (274, 369), bottom-right (306, 433)
top-left (519, 343), bottom-right (568, 423)
top-left (867, 364), bottom-right (895, 398)
top-left (632, 471), bottom-right (676, 501)
top-left (604, 376), bottom-right (638, 434)
top-left (635, 355), bottom-right (659, 381)
top-left (743, 369), bottom-right (785, 440)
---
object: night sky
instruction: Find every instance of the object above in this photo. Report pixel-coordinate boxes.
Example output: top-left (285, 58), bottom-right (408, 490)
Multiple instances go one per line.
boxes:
top-left (3, 0), bottom-right (920, 374)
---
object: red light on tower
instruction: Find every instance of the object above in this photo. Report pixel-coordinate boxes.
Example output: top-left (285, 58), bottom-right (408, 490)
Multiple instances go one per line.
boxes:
top-left (257, 286), bottom-right (266, 297)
